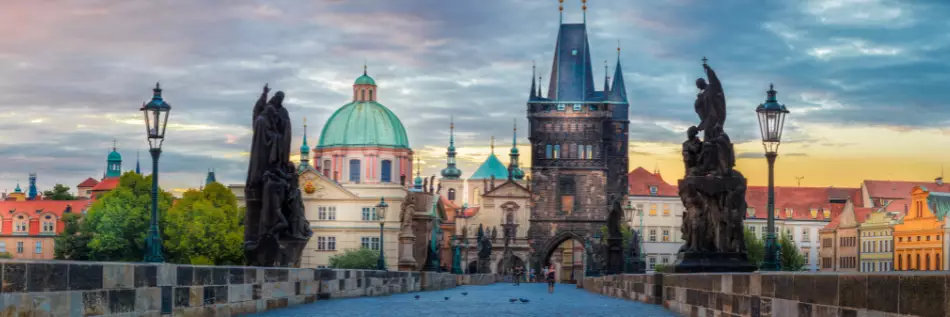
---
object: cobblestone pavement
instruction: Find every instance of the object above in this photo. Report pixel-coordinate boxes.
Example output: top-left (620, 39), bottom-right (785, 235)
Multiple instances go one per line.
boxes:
top-left (252, 282), bottom-right (677, 317)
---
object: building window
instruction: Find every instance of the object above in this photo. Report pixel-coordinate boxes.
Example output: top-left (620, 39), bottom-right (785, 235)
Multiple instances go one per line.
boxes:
top-left (545, 145), bottom-right (553, 159)
top-left (553, 145), bottom-right (560, 159)
top-left (648, 257), bottom-right (656, 269)
top-left (473, 188), bottom-right (481, 205)
top-left (318, 206), bottom-right (337, 221)
top-left (663, 204), bottom-right (670, 216)
top-left (662, 229), bottom-right (670, 242)
top-left (661, 257), bottom-right (669, 264)
top-left (369, 90), bottom-right (374, 100)
top-left (381, 160), bottom-right (392, 183)
top-left (750, 226), bottom-right (756, 235)
top-left (649, 204), bottom-right (657, 216)
top-left (34, 242), bottom-right (41, 254)
top-left (802, 228), bottom-right (809, 242)
top-left (785, 228), bottom-right (793, 241)
top-left (316, 237), bottom-right (336, 251)
top-left (16, 242), bottom-right (23, 254)
top-left (42, 215), bottom-right (55, 233)
top-left (558, 175), bottom-right (576, 214)
top-left (448, 188), bottom-right (457, 201)
top-left (361, 207), bottom-right (378, 221)
top-left (361, 237), bottom-right (381, 251)
top-left (0, 242), bottom-right (5, 253)
top-left (14, 216), bottom-right (27, 233)
top-left (557, 104), bottom-right (565, 111)
top-left (649, 186), bottom-right (658, 196)
top-left (349, 159), bottom-right (361, 183)
top-left (649, 229), bottom-right (657, 242)
top-left (322, 160), bottom-right (331, 177)
top-left (573, 104), bottom-right (582, 111)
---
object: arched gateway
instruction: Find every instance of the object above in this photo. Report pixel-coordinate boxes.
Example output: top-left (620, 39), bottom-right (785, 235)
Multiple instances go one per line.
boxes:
top-left (524, 9), bottom-right (630, 276)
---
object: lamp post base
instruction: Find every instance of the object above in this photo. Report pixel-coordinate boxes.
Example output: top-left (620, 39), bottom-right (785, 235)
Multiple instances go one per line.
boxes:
top-left (144, 224), bottom-right (164, 263)
top-left (760, 237), bottom-right (782, 271)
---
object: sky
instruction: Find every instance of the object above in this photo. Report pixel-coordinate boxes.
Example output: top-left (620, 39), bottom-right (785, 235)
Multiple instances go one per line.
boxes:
top-left (1, 0), bottom-right (949, 196)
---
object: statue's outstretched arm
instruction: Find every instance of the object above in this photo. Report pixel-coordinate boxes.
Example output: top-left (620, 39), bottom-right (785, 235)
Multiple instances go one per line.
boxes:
top-left (704, 65), bottom-right (723, 94)
top-left (253, 84), bottom-right (270, 120)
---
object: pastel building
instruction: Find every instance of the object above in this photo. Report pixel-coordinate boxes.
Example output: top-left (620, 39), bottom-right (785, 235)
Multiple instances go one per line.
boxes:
top-left (893, 185), bottom-right (947, 271)
top-left (0, 200), bottom-right (88, 259)
top-left (818, 199), bottom-right (873, 272)
top-left (858, 206), bottom-right (899, 272)
top-left (627, 167), bottom-right (683, 271)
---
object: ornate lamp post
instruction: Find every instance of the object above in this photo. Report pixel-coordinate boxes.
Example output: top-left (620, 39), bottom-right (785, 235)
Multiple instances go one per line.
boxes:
top-left (376, 197), bottom-right (389, 271)
top-left (141, 83), bottom-right (170, 263)
top-left (756, 84), bottom-right (789, 271)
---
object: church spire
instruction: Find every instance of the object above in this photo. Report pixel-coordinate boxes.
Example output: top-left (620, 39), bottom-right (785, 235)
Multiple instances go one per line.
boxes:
top-left (538, 76), bottom-right (543, 97)
top-left (440, 117), bottom-right (462, 180)
top-left (135, 150), bottom-right (141, 174)
top-left (299, 117), bottom-right (311, 169)
top-left (508, 119), bottom-right (525, 180)
top-left (603, 60), bottom-right (610, 94)
top-left (529, 61), bottom-right (537, 99)
top-left (490, 136), bottom-right (495, 154)
top-left (413, 156), bottom-right (424, 190)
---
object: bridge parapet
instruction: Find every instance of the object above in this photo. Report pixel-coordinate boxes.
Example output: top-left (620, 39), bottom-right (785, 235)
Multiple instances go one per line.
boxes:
top-left (583, 272), bottom-right (946, 317)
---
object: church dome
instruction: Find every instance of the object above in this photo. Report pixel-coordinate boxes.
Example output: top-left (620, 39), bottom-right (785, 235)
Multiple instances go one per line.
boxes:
top-left (108, 150), bottom-right (122, 162)
top-left (318, 101), bottom-right (410, 149)
top-left (470, 154), bottom-right (509, 180)
top-left (354, 74), bottom-right (376, 86)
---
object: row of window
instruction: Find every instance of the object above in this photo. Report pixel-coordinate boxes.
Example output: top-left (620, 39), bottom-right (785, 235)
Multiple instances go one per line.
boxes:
top-left (0, 241), bottom-right (42, 254)
top-left (897, 235), bottom-right (941, 242)
top-left (646, 254), bottom-right (672, 269)
top-left (748, 226), bottom-right (810, 242)
top-left (646, 229), bottom-right (672, 243)
top-left (312, 206), bottom-right (380, 222)
top-left (862, 231), bottom-right (891, 237)
top-left (631, 203), bottom-right (678, 217)
top-left (861, 261), bottom-right (891, 272)
top-left (360, 237), bottom-right (381, 251)
top-left (7, 215), bottom-right (57, 234)
top-left (538, 104), bottom-right (599, 112)
top-left (542, 144), bottom-right (597, 160)
top-left (319, 159), bottom-right (394, 183)
top-left (840, 236), bottom-right (856, 247)
top-left (314, 236), bottom-right (383, 252)
top-left (839, 256), bottom-right (857, 269)
top-left (862, 240), bottom-right (891, 253)
top-left (896, 253), bottom-right (942, 271)
top-left (541, 122), bottom-right (597, 133)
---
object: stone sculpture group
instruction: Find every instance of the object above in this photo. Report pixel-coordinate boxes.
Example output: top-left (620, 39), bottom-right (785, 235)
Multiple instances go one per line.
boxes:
top-left (674, 61), bottom-right (755, 273)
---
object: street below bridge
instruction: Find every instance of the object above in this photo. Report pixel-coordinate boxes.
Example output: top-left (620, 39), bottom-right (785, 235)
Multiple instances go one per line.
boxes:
top-left (251, 282), bottom-right (676, 316)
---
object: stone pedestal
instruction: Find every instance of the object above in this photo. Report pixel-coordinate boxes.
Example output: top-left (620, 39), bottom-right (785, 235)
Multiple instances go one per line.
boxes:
top-left (397, 230), bottom-right (416, 271)
top-left (673, 173), bottom-right (754, 273)
top-left (672, 252), bottom-right (756, 273)
top-left (605, 237), bottom-right (623, 275)
top-left (477, 258), bottom-right (491, 274)
top-left (411, 213), bottom-right (434, 271)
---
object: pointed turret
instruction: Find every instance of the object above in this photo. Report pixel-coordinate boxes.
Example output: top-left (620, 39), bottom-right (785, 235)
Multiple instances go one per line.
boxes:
top-left (608, 45), bottom-right (627, 102)
top-left (105, 139), bottom-right (122, 178)
top-left (603, 60), bottom-right (610, 95)
top-left (413, 157), bottom-right (424, 191)
top-left (135, 151), bottom-right (141, 174)
top-left (547, 3), bottom-right (595, 101)
top-left (508, 119), bottom-right (525, 181)
top-left (14, 181), bottom-right (21, 193)
top-left (529, 62), bottom-right (537, 99)
top-left (299, 117), bottom-right (311, 170)
top-left (440, 117), bottom-right (462, 180)
top-left (205, 169), bottom-right (217, 186)
top-left (27, 173), bottom-right (37, 200)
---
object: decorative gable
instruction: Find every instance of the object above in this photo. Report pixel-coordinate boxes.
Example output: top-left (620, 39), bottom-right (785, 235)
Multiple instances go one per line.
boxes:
top-left (483, 181), bottom-right (530, 198)
top-left (300, 170), bottom-right (358, 200)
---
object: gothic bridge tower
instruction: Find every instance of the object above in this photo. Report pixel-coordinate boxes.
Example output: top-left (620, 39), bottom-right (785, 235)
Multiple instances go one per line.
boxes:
top-left (526, 0), bottom-right (630, 273)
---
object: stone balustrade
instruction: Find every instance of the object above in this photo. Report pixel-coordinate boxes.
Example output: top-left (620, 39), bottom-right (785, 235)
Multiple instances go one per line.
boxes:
top-left (0, 260), bottom-right (499, 316)
top-left (583, 272), bottom-right (948, 317)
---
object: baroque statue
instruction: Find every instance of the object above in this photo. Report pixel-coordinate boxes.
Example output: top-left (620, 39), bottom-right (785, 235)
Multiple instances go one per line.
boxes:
top-left (674, 59), bottom-right (755, 273)
top-left (605, 197), bottom-right (625, 274)
top-left (244, 84), bottom-right (313, 267)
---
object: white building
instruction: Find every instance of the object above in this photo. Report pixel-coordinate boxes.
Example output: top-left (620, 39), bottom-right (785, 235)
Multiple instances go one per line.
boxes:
top-left (626, 167), bottom-right (684, 271)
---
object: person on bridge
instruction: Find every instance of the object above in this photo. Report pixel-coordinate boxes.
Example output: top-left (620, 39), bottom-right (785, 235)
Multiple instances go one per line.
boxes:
top-left (545, 263), bottom-right (556, 293)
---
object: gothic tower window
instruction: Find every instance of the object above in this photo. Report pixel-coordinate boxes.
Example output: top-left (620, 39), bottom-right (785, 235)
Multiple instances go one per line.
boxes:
top-left (553, 145), bottom-right (560, 159)
top-left (558, 175), bottom-right (576, 214)
top-left (546, 145), bottom-right (553, 159)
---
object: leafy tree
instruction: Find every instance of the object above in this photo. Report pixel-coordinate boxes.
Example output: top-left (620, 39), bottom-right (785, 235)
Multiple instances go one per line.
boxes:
top-left (744, 228), bottom-right (764, 267)
top-left (43, 184), bottom-right (77, 200)
top-left (54, 213), bottom-right (92, 260)
top-left (779, 232), bottom-right (806, 271)
top-left (163, 182), bottom-right (245, 265)
top-left (599, 223), bottom-right (636, 249)
top-left (82, 172), bottom-right (174, 262)
top-left (0, 252), bottom-right (12, 259)
top-left (329, 248), bottom-right (378, 269)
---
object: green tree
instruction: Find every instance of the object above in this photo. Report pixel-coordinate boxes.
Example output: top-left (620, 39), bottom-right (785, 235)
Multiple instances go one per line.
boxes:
top-left (43, 184), bottom-right (77, 200)
top-left (329, 248), bottom-right (379, 269)
top-left (54, 213), bottom-right (92, 260)
top-left (779, 232), bottom-right (806, 271)
top-left (0, 252), bottom-right (12, 259)
top-left (599, 223), bottom-right (635, 249)
top-left (744, 228), bottom-right (765, 267)
top-left (82, 172), bottom-right (174, 262)
top-left (163, 182), bottom-right (245, 265)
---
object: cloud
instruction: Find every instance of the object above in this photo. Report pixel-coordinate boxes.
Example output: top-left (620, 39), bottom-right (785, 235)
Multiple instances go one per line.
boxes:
top-left (0, 0), bottom-right (945, 192)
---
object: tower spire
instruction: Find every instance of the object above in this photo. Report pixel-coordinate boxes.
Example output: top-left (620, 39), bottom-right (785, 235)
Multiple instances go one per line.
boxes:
top-left (608, 40), bottom-right (628, 102)
top-left (300, 116), bottom-right (311, 169)
top-left (112, 138), bottom-right (117, 151)
top-left (538, 76), bottom-right (543, 97)
top-left (135, 150), bottom-right (141, 174)
top-left (603, 60), bottom-right (610, 93)
top-left (490, 136), bottom-right (495, 154)
top-left (530, 61), bottom-right (537, 98)
top-left (582, 0), bottom-right (587, 24)
top-left (363, 59), bottom-right (367, 75)
top-left (508, 119), bottom-right (525, 180)
top-left (559, 0), bottom-right (564, 24)
top-left (441, 117), bottom-right (462, 180)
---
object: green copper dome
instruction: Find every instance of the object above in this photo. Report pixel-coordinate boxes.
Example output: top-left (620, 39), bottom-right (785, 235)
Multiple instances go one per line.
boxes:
top-left (108, 150), bottom-right (122, 162)
top-left (354, 74), bottom-right (376, 86)
top-left (318, 101), bottom-right (410, 149)
top-left (470, 153), bottom-right (509, 180)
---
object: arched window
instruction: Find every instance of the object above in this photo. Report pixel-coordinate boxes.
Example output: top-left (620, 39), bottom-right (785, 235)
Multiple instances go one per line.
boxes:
top-left (13, 215), bottom-right (27, 233)
top-left (349, 159), bottom-right (361, 183)
top-left (898, 254), bottom-right (903, 270)
top-left (571, 144), bottom-right (578, 159)
top-left (586, 145), bottom-right (593, 159)
top-left (369, 90), bottom-right (374, 100)
top-left (938, 254), bottom-right (942, 270)
top-left (380, 160), bottom-right (392, 183)
top-left (926, 254), bottom-right (931, 271)
top-left (361, 89), bottom-right (366, 100)
top-left (323, 160), bottom-right (331, 177)
top-left (545, 145), bottom-right (553, 159)
top-left (506, 212), bottom-right (514, 224)
top-left (917, 254), bottom-right (921, 270)
top-left (448, 188), bottom-right (456, 201)
top-left (907, 254), bottom-right (912, 270)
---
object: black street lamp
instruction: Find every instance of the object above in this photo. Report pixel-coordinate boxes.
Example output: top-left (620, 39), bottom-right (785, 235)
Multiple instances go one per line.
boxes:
top-left (756, 84), bottom-right (789, 271)
top-left (141, 82), bottom-right (171, 263)
top-left (376, 197), bottom-right (389, 271)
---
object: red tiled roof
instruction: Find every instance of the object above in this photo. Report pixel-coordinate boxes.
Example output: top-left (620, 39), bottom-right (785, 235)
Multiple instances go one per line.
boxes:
top-left (0, 199), bottom-right (89, 217)
top-left (76, 177), bottom-right (99, 188)
top-left (863, 179), bottom-right (950, 213)
top-left (628, 167), bottom-right (677, 197)
top-left (90, 177), bottom-right (120, 191)
top-left (854, 207), bottom-right (875, 225)
top-left (821, 204), bottom-right (847, 231)
top-left (746, 186), bottom-right (837, 221)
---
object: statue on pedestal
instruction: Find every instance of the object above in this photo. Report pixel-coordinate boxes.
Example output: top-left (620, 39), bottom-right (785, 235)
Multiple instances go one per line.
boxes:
top-left (605, 197), bottom-right (625, 274)
top-left (244, 84), bottom-right (312, 267)
top-left (476, 224), bottom-right (492, 273)
top-left (673, 60), bottom-right (755, 273)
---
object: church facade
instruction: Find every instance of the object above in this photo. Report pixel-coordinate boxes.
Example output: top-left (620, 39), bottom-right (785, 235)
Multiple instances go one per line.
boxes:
top-left (526, 8), bottom-right (630, 271)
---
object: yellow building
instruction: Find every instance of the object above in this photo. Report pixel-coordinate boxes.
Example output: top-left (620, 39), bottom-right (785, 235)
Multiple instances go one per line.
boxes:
top-left (858, 206), bottom-right (899, 272)
top-left (893, 186), bottom-right (946, 271)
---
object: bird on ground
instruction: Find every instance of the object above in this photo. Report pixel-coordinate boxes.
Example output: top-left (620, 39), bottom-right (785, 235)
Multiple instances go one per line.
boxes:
top-left (461, 292), bottom-right (468, 296)
top-left (444, 296), bottom-right (450, 300)
top-left (509, 298), bottom-right (518, 303)
top-left (519, 298), bottom-right (530, 303)
top-left (414, 295), bottom-right (420, 300)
